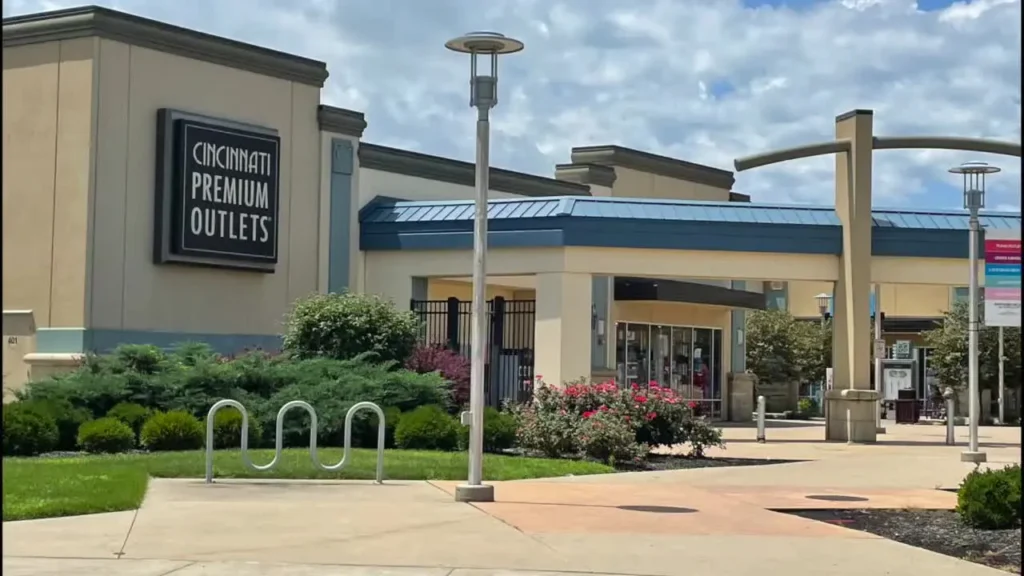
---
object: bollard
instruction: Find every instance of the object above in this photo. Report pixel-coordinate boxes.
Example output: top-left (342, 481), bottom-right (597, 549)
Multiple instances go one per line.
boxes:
top-left (943, 386), bottom-right (956, 446)
top-left (756, 395), bottom-right (766, 443)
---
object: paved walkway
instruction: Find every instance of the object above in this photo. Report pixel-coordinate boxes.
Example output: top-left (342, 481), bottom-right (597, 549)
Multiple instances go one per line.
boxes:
top-left (4, 422), bottom-right (1020, 576)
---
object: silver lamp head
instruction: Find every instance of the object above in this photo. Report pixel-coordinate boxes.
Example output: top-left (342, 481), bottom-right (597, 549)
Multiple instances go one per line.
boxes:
top-left (949, 161), bottom-right (1000, 212)
top-left (815, 292), bottom-right (832, 314)
top-left (445, 32), bottom-right (524, 110)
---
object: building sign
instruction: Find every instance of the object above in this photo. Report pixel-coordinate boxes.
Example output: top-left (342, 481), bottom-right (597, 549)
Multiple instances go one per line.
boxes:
top-left (984, 230), bottom-right (1021, 327)
top-left (892, 340), bottom-right (912, 360)
top-left (154, 109), bottom-right (280, 272)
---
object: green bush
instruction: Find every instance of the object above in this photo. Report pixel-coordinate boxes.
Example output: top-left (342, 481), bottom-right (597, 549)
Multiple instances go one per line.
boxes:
top-left (18, 399), bottom-right (93, 451)
top-left (457, 407), bottom-right (518, 453)
top-left (211, 408), bottom-right (264, 449)
top-left (394, 405), bottom-right (459, 451)
top-left (351, 405), bottom-right (402, 449)
top-left (2, 402), bottom-right (59, 456)
top-left (282, 292), bottom-right (419, 364)
top-left (957, 464), bottom-right (1022, 529)
top-left (141, 410), bottom-right (205, 452)
top-left (106, 402), bottom-right (153, 439)
top-left (77, 417), bottom-right (136, 454)
top-left (577, 411), bottom-right (647, 465)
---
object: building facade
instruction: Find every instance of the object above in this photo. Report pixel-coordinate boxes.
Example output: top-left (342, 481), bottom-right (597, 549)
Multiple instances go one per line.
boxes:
top-left (3, 7), bottom-right (1020, 441)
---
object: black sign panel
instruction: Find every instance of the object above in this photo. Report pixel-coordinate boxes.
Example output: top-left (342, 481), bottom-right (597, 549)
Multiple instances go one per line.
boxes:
top-left (154, 109), bottom-right (281, 272)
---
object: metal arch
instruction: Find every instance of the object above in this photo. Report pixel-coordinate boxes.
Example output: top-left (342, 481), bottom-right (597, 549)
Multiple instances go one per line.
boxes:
top-left (872, 136), bottom-right (1022, 157)
top-left (734, 136), bottom-right (1022, 172)
top-left (733, 140), bottom-right (851, 172)
top-left (204, 399), bottom-right (386, 485)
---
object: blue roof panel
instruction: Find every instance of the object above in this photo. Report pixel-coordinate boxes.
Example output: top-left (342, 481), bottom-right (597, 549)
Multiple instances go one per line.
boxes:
top-left (359, 195), bottom-right (1020, 232)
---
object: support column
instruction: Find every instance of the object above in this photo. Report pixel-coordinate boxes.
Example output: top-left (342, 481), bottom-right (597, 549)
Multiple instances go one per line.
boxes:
top-left (534, 272), bottom-right (592, 387)
top-left (826, 110), bottom-right (879, 443)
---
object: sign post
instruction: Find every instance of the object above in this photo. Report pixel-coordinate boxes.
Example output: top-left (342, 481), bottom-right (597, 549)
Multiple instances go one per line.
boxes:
top-left (984, 230), bottom-right (1021, 424)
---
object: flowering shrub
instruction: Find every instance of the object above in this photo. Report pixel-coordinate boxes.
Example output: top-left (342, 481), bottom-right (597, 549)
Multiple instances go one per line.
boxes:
top-left (578, 410), bottom-right (646, 465)
top-left (404, 345), bottom-right (471, 410)
top-left (510, 378), bottom-right (722, 461)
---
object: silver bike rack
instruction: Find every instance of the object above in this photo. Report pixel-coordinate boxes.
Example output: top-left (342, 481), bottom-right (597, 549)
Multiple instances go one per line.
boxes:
top-left (204, 399), bottom-right (386, 484)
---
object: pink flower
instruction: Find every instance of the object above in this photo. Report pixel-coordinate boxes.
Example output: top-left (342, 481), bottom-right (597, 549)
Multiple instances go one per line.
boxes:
top-left (646, 412), bottom-right (658, 421)
top-left (582, 410), bottom-right (596, 419)
top-left (634, 395), bottom-right (648, 404)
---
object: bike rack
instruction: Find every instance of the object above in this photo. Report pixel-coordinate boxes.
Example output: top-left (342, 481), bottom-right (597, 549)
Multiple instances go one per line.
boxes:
top-left (204, 399), bottom-right (386, 484)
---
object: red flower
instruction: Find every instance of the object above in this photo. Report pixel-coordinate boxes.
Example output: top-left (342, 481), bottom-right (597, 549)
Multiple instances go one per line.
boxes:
top-left (688, 401), bottom-right (698, 410)
top-left (631, 383), bottom-right (640, 391)
top-left (646, 412), bottom-right (658, 421)
top-left (582, 410), bottom-right (596, 419)
top-left (634, 395), bottom-right (648, 404)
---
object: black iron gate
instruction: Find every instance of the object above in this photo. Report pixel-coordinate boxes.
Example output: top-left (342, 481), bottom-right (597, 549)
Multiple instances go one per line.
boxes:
top-left (410, 297), bottom-right (536, 407)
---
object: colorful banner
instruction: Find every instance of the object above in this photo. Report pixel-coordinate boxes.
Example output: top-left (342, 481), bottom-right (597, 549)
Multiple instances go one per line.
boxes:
top-left (984, 230), bottom-right (1021, 328)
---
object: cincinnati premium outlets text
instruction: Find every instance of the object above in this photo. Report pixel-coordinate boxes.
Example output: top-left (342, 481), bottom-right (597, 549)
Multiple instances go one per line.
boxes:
top-left (187, 141), bottom-right (274, 244)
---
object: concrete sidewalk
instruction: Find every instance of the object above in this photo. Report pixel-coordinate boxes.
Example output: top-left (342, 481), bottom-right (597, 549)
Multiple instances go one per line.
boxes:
top-left (4, 423), bottom-right (1018, 576)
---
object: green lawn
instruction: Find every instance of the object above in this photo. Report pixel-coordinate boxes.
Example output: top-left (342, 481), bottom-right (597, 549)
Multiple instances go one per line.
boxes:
top-left (2, 448), bottom-right (613, 522)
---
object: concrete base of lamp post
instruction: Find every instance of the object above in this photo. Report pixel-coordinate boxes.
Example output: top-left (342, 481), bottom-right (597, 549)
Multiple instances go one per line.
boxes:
top-left (960, 451), bottom-right (988, 464)
top-left (454, 483), bottom-right (495, 502)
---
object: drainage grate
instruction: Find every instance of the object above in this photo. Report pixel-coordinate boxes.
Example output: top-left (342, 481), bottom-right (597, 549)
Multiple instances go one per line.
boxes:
top-left (805, 495), bottom-right (870, 503)
top-left (616, 505), bottom-right (697, 514)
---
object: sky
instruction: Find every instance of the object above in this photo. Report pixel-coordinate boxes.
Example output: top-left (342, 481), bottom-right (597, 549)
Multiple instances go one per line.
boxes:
top-left (4, 0), bottom-right (1021, 211)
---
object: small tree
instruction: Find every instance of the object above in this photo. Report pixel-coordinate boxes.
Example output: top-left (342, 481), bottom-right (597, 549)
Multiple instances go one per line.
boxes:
top-left (745, 310), bottom-right (801, 388)
top-left (924, 300), bottom-right (1022, 411)
top-left (283, 292), bottom-right (420, 364)
top-left (793, 317), bottom-right (832, 387)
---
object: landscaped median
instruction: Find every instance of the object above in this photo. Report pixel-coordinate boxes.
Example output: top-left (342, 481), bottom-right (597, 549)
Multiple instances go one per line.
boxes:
top-left (2, 448), bottom-right (613, 522)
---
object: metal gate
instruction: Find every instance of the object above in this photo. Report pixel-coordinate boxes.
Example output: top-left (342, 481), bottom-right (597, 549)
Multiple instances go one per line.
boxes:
top-left (410, 297), bottom-right (536, 407)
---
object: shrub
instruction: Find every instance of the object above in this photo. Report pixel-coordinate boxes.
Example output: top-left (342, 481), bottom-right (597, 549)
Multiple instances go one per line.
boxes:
top-left (796, 397), bottom-right (816, 416)
top-left (509, 402), bottom-right (580, 458)
top-left (957, 464), bottom-right (1022, 529)
top-left (141, 410), bottom-right (205, 451)
top-left (20, 398), bottom-right (93, 451)
top-left (405, 345), bottom-right (471, 410)
top-left (106, 402), bottom-right (153, 439)
top-left (351, 405), bottom-right (402, 449)
top-left (283, 292), bottom-right (419, 364)
top-left (578, 410), bottom-right (647, 465)
top-left (77, 417), bottom-right (136, 454)
top-left (210, 408), bottom-right (264, 449)
top-left (394, 405), bottom-right (459, 451)
top-left (2, 402), bottom-right (59, 456)
top-left (679, 417), bottom-right (725, 458)
top-left (457, 406), bottom-right (518, 453)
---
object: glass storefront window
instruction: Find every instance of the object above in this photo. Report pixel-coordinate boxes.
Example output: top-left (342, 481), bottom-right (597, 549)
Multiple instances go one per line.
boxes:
top-left (615, 322), bottom-right (723, 419)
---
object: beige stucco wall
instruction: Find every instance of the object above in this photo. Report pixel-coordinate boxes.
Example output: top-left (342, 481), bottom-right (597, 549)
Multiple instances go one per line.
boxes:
top-left (3, 39), bottom-right (96, 330)
top-left (789, 281), bottom-right (954, 318)
top-left (88, 39), bottom-right (322, 336)
top-left (610, 166), bottom-right (731, 201)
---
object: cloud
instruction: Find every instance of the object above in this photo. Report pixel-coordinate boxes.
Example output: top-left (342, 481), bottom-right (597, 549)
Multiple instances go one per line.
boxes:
top-left (4, 0), bottom-right (1020, 210)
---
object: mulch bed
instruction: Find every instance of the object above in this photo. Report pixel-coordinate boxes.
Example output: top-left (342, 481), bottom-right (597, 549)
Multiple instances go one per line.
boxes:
top-left (784, 508), bottom-right (1021, 574)
top-left (618, 455), bottom-right (803, 472)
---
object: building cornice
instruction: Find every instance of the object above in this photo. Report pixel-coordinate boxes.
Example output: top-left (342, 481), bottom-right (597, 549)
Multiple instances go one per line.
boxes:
top-left (317, 105), bottom-right (367, 138)
top-left (554, 163), bottom-right (618, 188)
top-left (2, 6), bottom-right (329, 87)
top-left (359, 144), bottom-right (591, 197)
top-left (570, 145), bottom-right (735, 190)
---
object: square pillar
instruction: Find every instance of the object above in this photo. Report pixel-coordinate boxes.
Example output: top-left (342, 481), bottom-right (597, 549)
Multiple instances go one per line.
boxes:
top-left (827, 109), bottom-right (878, 443)
top-left (534, 272), bottom-right (592, 387)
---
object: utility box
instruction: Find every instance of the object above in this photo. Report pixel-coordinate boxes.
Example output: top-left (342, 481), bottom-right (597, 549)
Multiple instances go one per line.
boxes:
top-left (881, 358), bottom-right (918, 423)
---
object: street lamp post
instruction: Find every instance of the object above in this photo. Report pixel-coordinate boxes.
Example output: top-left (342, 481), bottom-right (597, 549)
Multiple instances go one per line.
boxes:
top-left (949, 161), bottom-right (1000, 464)
top-left (815, 293), bottom-right (832, 422)
top-left (446, 32), bottom-right (524, 502)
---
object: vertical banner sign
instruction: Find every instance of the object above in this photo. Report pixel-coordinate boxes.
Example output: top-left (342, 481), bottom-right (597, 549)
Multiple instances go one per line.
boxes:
top-left (154, 109), bottom-right (281, 272)
top-left (984, 230), bottom-right (1021, 327)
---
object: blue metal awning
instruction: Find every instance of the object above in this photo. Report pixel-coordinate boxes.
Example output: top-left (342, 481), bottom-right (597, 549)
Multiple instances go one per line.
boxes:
top-left (359, 196), bottom-right (1021, 259)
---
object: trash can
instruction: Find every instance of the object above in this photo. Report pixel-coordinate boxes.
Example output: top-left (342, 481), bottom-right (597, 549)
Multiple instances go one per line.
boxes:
top-left (895, 389), bottom-right (919, 424)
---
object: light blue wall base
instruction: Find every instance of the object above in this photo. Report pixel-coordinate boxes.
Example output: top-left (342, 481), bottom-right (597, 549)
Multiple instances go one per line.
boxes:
top-left (36, 328), bottom-right (282, 355)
